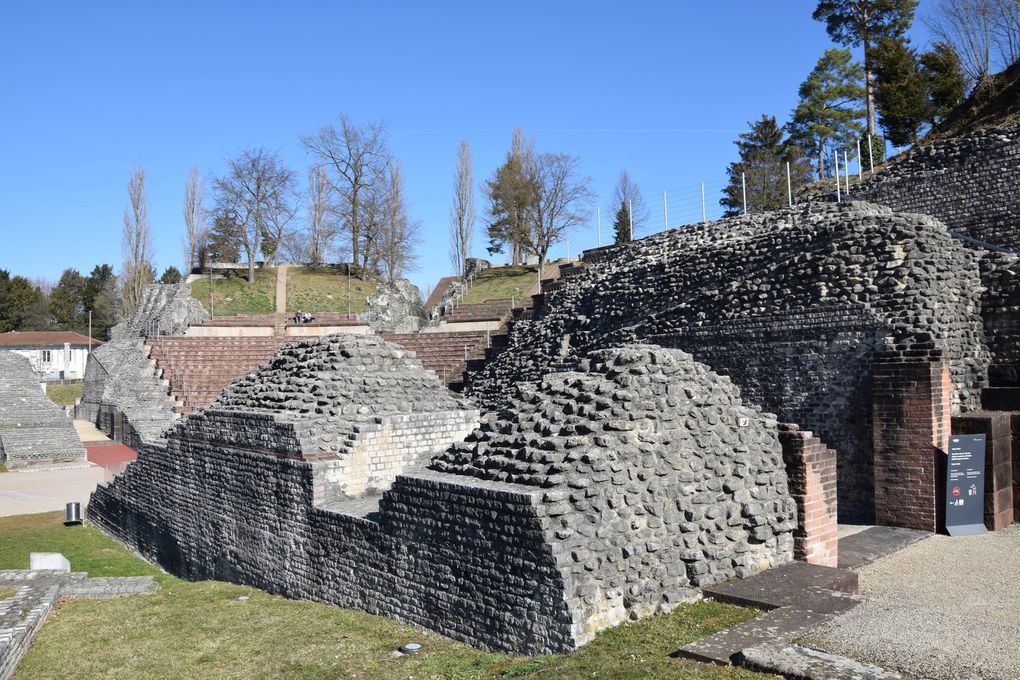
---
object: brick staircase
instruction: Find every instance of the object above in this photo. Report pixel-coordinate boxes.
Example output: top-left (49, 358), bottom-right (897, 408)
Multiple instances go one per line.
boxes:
top-left (442, 299), bottom-right (514, 324)
top-left (146, 336), bottom-right (289, 414)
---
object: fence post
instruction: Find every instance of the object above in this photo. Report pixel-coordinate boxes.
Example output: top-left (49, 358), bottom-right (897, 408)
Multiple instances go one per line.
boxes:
top-left (857, 138), bottom-right (863, 182)
top-left (742, 173), bottom-right (747, 215)
top-left (843, 150), bottom-right (850, 194)
top-left (868, 135), bottom-right (875, 175)
top-left (701, 181), bottom-right (706, 223)
top-left (834, 149), bottom-right (841, 203)
top-left (786, 162), bottom-right (792, 207)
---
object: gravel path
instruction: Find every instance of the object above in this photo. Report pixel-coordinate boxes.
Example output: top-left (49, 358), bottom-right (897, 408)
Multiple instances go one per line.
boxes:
top-left (806, 524), bottom-right (1020, 679)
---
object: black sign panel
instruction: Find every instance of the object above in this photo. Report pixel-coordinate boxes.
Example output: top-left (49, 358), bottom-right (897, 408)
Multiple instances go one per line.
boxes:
top-left (945, 434), bottom-right (987, 536)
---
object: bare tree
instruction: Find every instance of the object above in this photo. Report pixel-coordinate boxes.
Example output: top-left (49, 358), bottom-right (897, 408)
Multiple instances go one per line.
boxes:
top-left (927, 0), bottom-right (997, 83)
top-left (211, 148), bottom-right (297, 283)
top-left (121, 164), bottom-right (154, 316)
top-left (609, 169), bottom-right (647, 242)
top-left (449, 140), bottom-right (476, 278)
top-left (523, 153), bottom-right (594, 278)
top-left (305, 165), bottom-right (338, 264)
top-left (380, 159), bottom-right (421, 280)
top-left (926, 0), bottom-right (1020, 84)
top-left (302, 115), bottom-right (389, 271)
top-left (182, 166), bottom-right (207, 273)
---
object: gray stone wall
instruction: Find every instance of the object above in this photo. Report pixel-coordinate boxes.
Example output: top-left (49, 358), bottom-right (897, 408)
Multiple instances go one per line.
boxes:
top-left (88, 338), bottom-right (795, 654)
top-left (852, 126), bottom-right (1020, 252)
top-left (0, 351), bottom-right (86, 468)
top-left (467, 202), bottom-right (990, 521)
top-left (111, 282), bottom-right (208, 340)
top-left (979, 252), bottom-right (1020, 369)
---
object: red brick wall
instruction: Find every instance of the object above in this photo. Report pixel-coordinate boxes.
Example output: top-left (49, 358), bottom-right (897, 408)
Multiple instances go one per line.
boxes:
top-left (780, 424), bottom-right (839, 567)
top-left (871, 350), bottom-right (952, 532)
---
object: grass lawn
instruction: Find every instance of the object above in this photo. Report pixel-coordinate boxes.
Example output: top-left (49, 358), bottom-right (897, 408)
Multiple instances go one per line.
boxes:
top-left (3, 512), bottom-right (769, 680)
top-left (45, 382), bottom-right (83, 406)
top-left (286, 266), bottom-right (379, 314)
top-left (190, 268), bottom-right (277, 316)
top-left (460, 265), bottom-right (539, 305)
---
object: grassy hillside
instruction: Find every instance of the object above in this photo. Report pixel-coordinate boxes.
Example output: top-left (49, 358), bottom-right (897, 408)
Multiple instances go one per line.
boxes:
top-left (460, 265), bottom-right (539, 305)
top-left (286, 266), bottom-right (378, 314)
top-left (189, 267), bottom-right (380, 316)
top-left (4, 512), bottom-right (766, 680)
top-left (190, 269), bottom-right (277, 315)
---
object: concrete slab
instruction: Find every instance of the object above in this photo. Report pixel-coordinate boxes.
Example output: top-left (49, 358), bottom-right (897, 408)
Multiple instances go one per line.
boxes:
top-left (0, 465), bottom-right (106, 516)
top-left (701, 560), bottom-right (858, 610)
top-left (837, 525), bottom-right (931, 570)
top-left (72, 419), bottom-right (110, 445)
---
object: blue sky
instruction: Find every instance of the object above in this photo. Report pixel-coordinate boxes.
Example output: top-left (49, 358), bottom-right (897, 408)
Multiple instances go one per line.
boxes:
top-left (0, 1), bottom-right (934, 295)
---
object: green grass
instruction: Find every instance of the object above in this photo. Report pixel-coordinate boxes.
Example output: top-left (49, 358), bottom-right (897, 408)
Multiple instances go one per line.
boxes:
top-left (285, 266), bottom-right (379, 314)
top-left (460, 265), bottom-right (539, 305)
top-left (45, 382), bottom-right (83, 406)
top-left (3, 512), bottom-right (769, 680)
top-left (0, 463), bottom-right (7, 473)
top-left (0, 587), bottom-right (15, 599)
top-left (190, 268), bottom-right (277, 316)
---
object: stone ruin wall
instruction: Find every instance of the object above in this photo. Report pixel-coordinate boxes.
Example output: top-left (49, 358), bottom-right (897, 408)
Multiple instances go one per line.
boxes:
top-left (79, 282), bottom-right (208, 447)
top-left (853, 126), bottom-right (1020, 252)
top-left (467, 202), bottom-right (989, 521)
top-left (0, 351), bottom-right (87, 467)
top-left (89, 337), bottom-right (796, 654)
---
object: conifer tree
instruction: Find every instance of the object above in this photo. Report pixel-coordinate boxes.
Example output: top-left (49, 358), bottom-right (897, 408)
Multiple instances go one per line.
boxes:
top-left (788, 49), bottom-right (867, 178)
top-left (873, 37), bottom-right (930, 145)
top-left (813, 1), bottom-right (919, 136)
top-left (612, 200), bottom-right (632, 243)
top-left (721, 116), bottom-right (813, 216)
top-left (921, 42), bottom-right (967, 124)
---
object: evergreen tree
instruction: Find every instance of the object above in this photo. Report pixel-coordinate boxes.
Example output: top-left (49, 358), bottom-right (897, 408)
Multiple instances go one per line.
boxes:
top-left (0, 273), bottom-right (47, 332)
top-left (485, 129), bottom-right (537, 264)
top-left (721, 115), bottom-right (813, 216)
top-left (873, 37), bottom-right (929, 145)
top-left (159, 266), bottom-right (183, 284)
top-left (813, 1), bottom-right (919, 136)
top-left (207, 211), bottom-right (242, 263)
top-left (50, 268), bottom-right (85, 332)
top-left (921, 42), bottom-right (967, 125)
top-left (82, 265), bottom-right (118, 338)
top-left (788, 49), bottom-right (867, 178)
top-left (612, 200), bottom-right (632, 243)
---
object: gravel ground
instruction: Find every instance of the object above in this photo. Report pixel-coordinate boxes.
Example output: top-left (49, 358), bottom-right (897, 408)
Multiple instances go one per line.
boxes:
top-left (805, 524), bottom-right (1020, 679)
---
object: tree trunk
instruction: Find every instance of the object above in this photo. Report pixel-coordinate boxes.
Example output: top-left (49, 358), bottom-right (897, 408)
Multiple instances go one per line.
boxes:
top-left (863, 24), bottom-right (876, 137)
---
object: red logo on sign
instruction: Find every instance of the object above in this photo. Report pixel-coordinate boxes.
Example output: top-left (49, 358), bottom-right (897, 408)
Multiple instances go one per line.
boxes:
top-left (951, 486), bottom-right (961, 497)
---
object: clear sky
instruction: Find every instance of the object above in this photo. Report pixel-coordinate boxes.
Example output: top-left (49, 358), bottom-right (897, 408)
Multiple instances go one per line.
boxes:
top-left (0, 1), bottom-right (935, 296)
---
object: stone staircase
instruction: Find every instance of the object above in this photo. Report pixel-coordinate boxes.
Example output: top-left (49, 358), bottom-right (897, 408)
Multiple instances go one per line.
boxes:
top-left (460, 259), bottom-right (590, 387)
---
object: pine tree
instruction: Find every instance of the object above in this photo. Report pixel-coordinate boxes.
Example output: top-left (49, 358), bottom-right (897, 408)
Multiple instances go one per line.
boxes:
top-left (612, 200), bottom-right (632, 243)
top-left (721, 115), bottom-right (813, 216)
top-left (788, 49), bottom-right (867, 178)
top-left (159, 267), bottom-right (183, 284)
top-left (813, 1), bottom-right (919, 136)
top-left (873, 37), bottom-right (929, 146)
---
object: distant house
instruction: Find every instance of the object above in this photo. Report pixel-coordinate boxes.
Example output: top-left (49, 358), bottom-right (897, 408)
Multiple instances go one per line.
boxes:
top-left (0, 331), bottom-right (103, 381)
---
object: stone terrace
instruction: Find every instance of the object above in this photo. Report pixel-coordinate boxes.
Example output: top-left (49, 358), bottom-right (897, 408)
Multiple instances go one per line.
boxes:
top-left (0, 351), bottom-right (86, 468)
top-left (467, 201), bottom-right (990, 521)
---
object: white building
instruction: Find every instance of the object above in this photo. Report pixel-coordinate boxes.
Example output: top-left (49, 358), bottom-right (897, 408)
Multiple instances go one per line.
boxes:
top-left (0, 331), bottom-right (102, 381)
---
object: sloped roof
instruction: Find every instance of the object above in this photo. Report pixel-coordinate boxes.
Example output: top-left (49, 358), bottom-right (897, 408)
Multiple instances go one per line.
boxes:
top-left (0, 331), bottom-right (103, 347)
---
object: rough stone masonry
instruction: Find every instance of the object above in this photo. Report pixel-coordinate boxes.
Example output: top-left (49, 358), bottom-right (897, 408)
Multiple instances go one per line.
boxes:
top-left (88, 336), bottom-right (795, 654)
top-left (0, 350), bottom-right (86, 468)
top-left (467, 201), bottom-right (989, 522)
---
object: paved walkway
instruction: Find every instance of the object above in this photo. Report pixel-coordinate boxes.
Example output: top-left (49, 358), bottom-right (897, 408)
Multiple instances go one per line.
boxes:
top-left (806, 525), bottom-right (1020, 679)
top-left (0, 466), bottom-right (106, 517)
